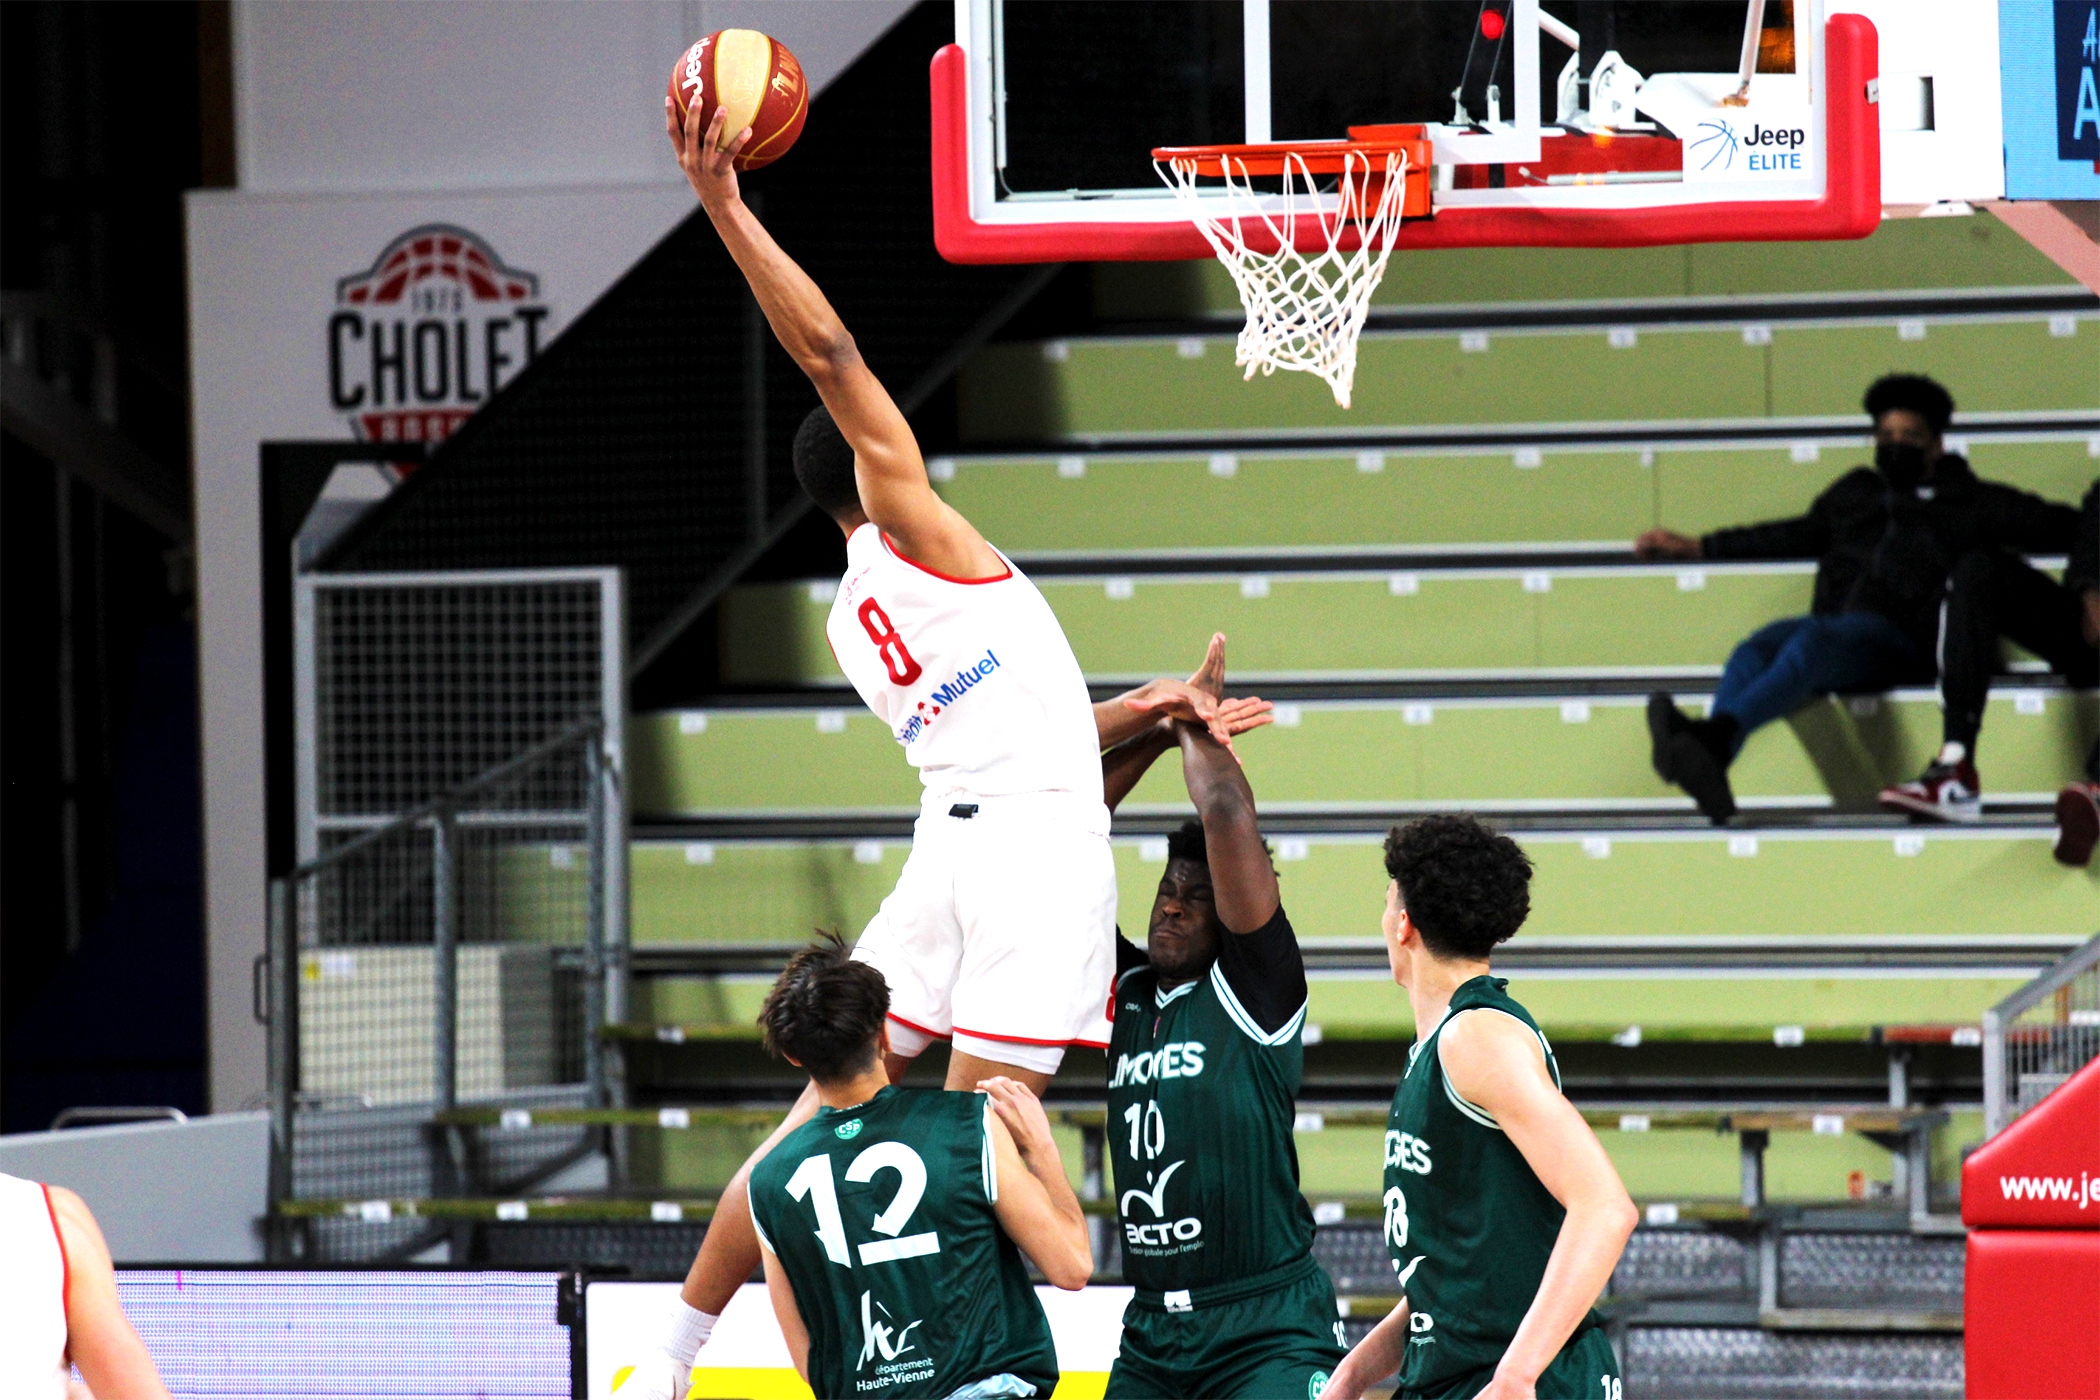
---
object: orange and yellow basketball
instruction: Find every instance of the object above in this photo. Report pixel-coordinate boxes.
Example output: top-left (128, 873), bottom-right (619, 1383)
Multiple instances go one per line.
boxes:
top-left (668, 30), bottom-right (809, 172)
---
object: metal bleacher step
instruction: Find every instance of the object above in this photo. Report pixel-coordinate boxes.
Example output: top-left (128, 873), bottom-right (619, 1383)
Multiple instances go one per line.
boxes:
top-left (623, 824), bottom-right (2095, 957)
top-left (302, 1106), bottom-right (1931, 1204)
top-left (956, 311), bottom-right (2100, 442)
top-left (632, 688), bottom-right (2095, 820)
top-left (428, 1102), bottom-right (1943, 1138)
top-left (619, 956), bottom-right (2034, 1053)
top-left (920, 432), bottom-right (2099, 559)
top-left (715, 559), bottom-right (2086, 688)
top-left (1103, 218), bottom-right (2087, 321)
top-left (721, 560), bottom-right (1815, 687)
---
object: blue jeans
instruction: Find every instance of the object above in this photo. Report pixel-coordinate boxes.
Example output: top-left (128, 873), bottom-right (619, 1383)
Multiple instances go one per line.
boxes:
top-left (1712, 612), bottom-right (1934, 758)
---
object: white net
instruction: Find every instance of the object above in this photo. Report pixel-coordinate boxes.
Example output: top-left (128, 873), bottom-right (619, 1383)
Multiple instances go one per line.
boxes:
top-left (1158, 148), bottom-right (1410, 409)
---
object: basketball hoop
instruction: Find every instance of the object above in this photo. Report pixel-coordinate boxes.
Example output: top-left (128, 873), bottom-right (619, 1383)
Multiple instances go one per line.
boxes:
top-left (1152, 130), bottom-right (1430, 409)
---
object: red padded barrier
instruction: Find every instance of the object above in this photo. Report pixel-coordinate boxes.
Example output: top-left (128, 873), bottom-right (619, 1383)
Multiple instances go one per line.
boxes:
top-left (1965, 1054), bottom-right (2100, 1397)
top-left (1964, 1231), bottom-right (2100, 1400)
top-left (1963, 1056), bottom-right (2100, 1230)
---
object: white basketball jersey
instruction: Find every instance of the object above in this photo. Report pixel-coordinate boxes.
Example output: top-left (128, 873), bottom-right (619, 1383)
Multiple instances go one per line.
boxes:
top-left (826, 525), bottom-right (1102, 805)
top-left (0, 1173), bottom-right (71, 1400)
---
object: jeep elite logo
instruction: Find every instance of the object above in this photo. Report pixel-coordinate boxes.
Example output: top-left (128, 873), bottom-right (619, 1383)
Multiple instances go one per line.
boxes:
top-left (328, 225), bottom-right (549, 443)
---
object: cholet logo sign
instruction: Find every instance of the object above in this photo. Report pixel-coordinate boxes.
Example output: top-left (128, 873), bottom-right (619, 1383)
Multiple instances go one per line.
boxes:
top-left (327, 225), bottom-right (550, 443)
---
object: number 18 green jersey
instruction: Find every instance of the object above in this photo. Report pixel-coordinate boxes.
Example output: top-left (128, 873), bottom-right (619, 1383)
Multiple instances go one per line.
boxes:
top-left (749, 1086), bottom-right (1058, 1399)
top-left (1384, 976), bottom-right (1605, 1394)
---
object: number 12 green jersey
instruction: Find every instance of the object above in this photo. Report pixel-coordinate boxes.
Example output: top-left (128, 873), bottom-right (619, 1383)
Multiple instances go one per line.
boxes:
top-left (749, 1086), bottom-right (1058, 1399)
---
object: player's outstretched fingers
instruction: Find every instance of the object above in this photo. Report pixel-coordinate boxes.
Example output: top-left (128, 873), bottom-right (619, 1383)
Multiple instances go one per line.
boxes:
top-left (1189, 631), bottom-right (1227, 699)
top-left (720, 124), bottom-right (754, 170)
top-left (1217, 696), bottom-right (1274, 736)
top-left (978, 1076), bottom-right (1055, 1159)
top-left (1122, 678), bottom-right (1217, 724)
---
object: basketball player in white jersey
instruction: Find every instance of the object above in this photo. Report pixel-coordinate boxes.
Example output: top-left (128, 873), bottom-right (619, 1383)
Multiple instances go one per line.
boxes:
top-left (624, 98), bottom-right (1240, 1394)
top-left (0, 1173), bottom-right (171, 1400)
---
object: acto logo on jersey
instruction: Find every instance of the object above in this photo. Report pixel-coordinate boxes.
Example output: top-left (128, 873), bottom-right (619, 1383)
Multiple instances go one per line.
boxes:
top-left (1109, 1041), bottom-right (1206, 1088)
top-left (1121, 1160), bottom-right (1203, 1248)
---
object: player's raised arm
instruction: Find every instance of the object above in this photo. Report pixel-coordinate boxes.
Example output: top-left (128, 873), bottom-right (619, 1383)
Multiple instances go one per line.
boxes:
top-left (978, 1077), bottom-right (1092, 1289)
top-left (1176, 718), bottom-right (1280, 936)
top-left (669, 98), bottom-right (1000, 579)
top-left (758, 1242), bottom-right (812, 1383)
top-left (1097, 633), bottom-right (1269, 775)
top-left (47, 1187), bottom-right (174, 1400)
top-left (1439, 1011), bottom-right (1638, 1400)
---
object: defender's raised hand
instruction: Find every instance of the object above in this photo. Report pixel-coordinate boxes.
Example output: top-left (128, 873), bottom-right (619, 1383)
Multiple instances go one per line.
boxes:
top-left (1188, 630), bottom-right (1227, 700)
top-left (1194, 633), bottom-right (1274, 737)
top-left (1120, 678), bottom-right (1231, 748)
top-left (1214, 694), bottom-right (1276, 738)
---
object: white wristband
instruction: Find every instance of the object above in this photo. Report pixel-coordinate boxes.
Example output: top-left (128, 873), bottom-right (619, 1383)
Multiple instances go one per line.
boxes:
top-left (664, 1299), bottom-right (718, 1370)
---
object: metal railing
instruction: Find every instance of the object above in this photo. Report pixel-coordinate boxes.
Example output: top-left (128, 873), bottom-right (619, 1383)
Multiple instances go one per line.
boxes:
top-left (262, 719), bottom-right (623, 1259)
top-left (1982, 929), bottom-right (2100, 1139)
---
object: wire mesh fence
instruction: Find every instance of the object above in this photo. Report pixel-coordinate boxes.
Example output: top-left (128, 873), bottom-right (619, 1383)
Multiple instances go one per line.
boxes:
top-left (1983, 930), bottom-right (2100, 1138)
top-left (267, 721), bottom-right (618, 1261)
top-left (298, 570), bottom-right (621, 850)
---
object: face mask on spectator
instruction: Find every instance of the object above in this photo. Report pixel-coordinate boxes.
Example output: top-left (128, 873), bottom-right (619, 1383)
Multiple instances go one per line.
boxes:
top-left (1875, 440), bottom-right (1930, 491)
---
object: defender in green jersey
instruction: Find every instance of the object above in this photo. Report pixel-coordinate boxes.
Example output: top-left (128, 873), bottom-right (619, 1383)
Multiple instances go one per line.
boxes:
top-left (744, 934), bottom-right (1092, 1400)
top-left (1327, 818), bottom-right (1637, 1400)
top-left (1096, 662), bottom-right (1345, 1400)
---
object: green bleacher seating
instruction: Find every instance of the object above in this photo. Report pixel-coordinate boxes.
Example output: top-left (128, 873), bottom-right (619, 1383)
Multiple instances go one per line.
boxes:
top-left (918, 436), bottom-right (2098, 557)
top-left (717, 561), bottom-right (2085, 687)
top-left (722, 565), bottom-right (1817, 685)
top-left (632, 690), bottom-right (2098, 817)
top-left (1094, 211), bottom-right (2082, 314)
top-left (958, 315), bottom-right (2099, 440)
top-left (627, 827), bottom-right (2094, 953)
top-left (627, 961), bottom-right (2028, 1050)
top-left (608, 213), bottom-right (2097, 1223)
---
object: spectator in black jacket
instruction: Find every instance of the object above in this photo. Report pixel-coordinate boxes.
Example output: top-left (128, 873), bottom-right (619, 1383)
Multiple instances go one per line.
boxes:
top-left (1879, 477), bottom-right (2099, 832)
top-left (2039, 481), bottom-right (2100, 865)
top-left (1635, 374), bottom-right (2078, 825)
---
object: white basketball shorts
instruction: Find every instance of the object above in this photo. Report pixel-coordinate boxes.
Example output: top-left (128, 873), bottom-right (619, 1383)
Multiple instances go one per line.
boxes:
top-left (851, 791), bottom-right (1117, 1075)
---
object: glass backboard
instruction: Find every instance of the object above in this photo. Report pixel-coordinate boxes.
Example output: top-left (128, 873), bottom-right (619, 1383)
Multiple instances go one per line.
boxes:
top-left (932, 0), bottom-right (2006, 262)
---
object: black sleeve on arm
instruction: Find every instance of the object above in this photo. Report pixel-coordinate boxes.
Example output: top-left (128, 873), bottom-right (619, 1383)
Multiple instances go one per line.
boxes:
top-left (1213, 905), bottom-right (1308, 1037)
top-left (2066, 480), bottom-right (2100, 597)
top-left (1701, 472), bottom-right (1848, 560)
top-left (1975, 481), bottom-right (2079, 555)
top-left (1702, 509), bottom-right (1829, 561)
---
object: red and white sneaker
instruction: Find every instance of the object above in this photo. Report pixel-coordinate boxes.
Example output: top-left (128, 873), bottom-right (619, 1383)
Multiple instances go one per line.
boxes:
top-left (2054, 782), bottom-right (2100, 867)
top-left (1879, 758), bottom-right (1983, 823)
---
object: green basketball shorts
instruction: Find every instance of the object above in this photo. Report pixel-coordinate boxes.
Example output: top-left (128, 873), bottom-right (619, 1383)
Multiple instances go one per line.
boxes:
top-left (1105, 1259), bottom-right (1347, 1400)
top-left (1402, 1325), bottom-right (1621, 1400)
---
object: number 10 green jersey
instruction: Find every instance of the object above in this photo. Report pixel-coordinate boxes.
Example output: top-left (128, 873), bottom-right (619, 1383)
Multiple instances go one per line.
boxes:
top-left (1107, 909), bottom-right (1317, 1292)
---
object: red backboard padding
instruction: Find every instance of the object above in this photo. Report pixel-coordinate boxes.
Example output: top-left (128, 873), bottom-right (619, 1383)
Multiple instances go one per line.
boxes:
top-left (1962, 1056), bottom-right (2100, 1229)
top-left (929, 17), bottom-right (1882, 264)
top-left (1964, 1231), bottom-right (2100, 1400)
